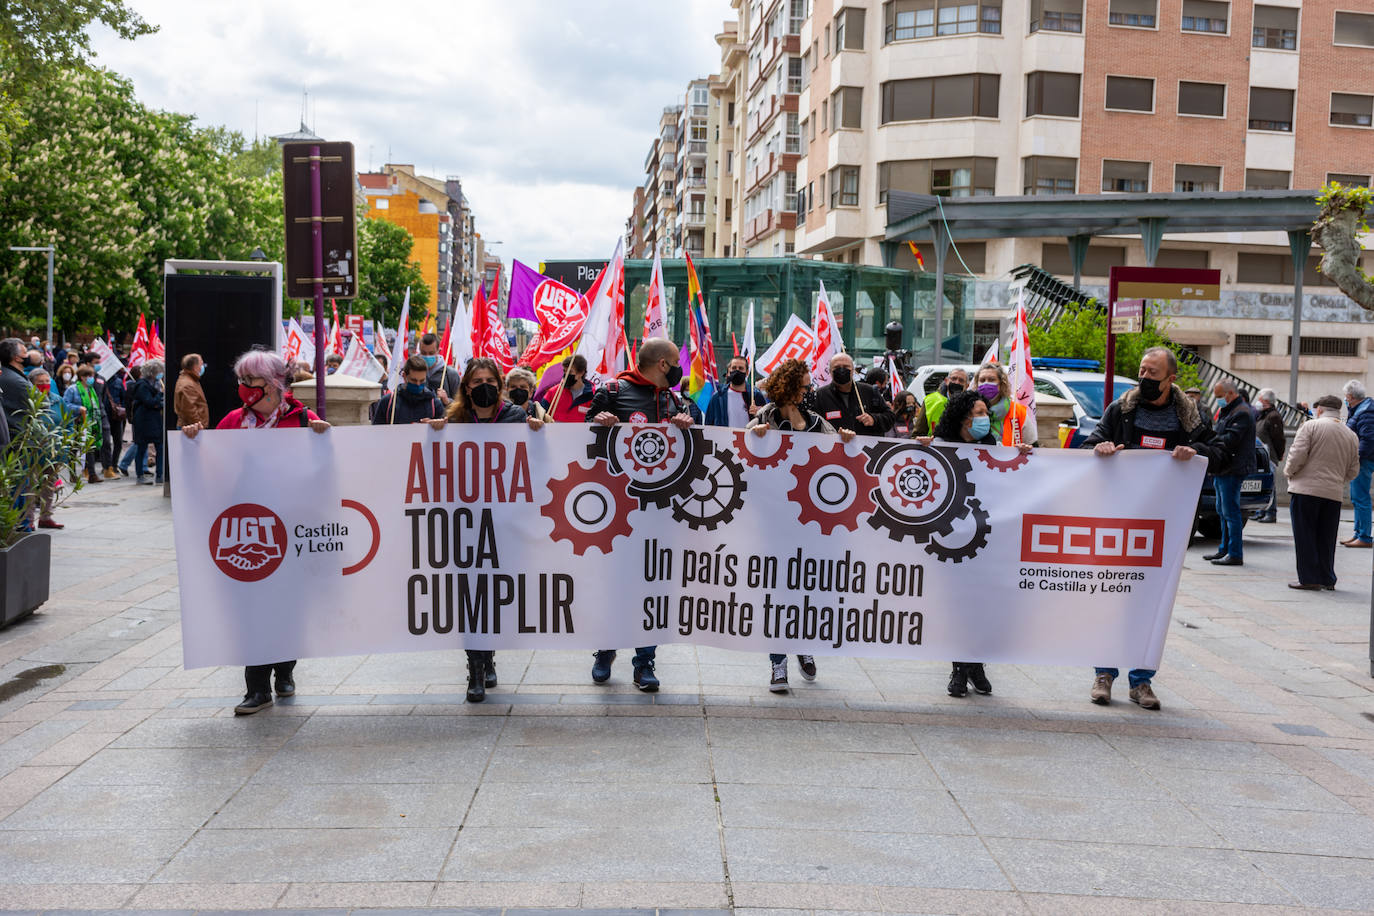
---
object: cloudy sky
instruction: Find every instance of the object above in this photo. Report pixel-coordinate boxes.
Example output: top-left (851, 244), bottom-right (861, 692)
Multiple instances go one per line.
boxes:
top-left (90, 0), bottom-right (730, 271)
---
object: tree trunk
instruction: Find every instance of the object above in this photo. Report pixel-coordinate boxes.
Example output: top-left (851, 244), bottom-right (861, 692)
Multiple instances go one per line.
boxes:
top-left (1313, 207), bottom-right (1374, 311)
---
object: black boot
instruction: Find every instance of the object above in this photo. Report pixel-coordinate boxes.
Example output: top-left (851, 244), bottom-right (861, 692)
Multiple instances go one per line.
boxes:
top-left (947, 663), bottom-right (969, 698)
top-left (484, 653), bottom-right (498, 689)
top-left (465, 652), bottom-right (486, 703)
top-left (966, 663), bottom-right (992, 695)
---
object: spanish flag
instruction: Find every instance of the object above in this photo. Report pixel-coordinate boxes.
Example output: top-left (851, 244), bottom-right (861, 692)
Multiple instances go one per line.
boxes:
top-left (907, 241), bottom-right (925, 271)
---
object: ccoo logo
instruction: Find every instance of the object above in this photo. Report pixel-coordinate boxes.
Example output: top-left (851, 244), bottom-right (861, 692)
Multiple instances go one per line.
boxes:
top-left (209, 503), bottom-right (287, 582)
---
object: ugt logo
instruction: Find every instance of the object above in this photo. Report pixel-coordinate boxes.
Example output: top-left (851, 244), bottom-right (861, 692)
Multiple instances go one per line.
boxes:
top-left (209, 503), bottom-right (287, 582)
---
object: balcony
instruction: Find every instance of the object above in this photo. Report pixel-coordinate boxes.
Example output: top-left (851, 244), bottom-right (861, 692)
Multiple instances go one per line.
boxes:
top-left (747, 92), bottom-right (799, 142)
top-left (684, 176), bottom-right (707, 189)
top-left (746, 150), bottom-right (802, 194)
top-left (683, 211), bottom-right (708, 228)
top-left (749, 33), bottom-right (800, 92)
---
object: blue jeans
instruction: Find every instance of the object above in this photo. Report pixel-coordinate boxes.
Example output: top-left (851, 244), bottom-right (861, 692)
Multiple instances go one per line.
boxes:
top-left (1214, 474), bottom-right (1244, 559)
top-left (1096, 667), bottom-right (1156, 688)
top-left (119, 441), bottom-right (146, 477)
top-left (1351, 457), bottom-right (1374, 541)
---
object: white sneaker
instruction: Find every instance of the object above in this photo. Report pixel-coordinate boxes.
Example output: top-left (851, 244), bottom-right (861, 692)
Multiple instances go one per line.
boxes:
top-left (768, 659), bottom-right (788, 693)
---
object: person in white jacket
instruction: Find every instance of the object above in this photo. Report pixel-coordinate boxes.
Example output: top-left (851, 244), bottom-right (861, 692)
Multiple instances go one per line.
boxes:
top-left (1285, 395), bottom-right (1360, 590)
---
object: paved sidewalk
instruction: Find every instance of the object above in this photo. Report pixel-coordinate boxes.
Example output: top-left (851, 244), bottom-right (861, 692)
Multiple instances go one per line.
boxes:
top-left (1, 478), bottom-right (1373, 913)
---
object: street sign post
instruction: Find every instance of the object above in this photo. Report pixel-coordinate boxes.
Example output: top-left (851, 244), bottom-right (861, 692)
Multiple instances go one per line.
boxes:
top-left (282, 141), bottom-right (357, 418)
top-left (1110, 298), bottom-right (1145, 335)
top-left (1105, 266), bottom-right (1221, 405)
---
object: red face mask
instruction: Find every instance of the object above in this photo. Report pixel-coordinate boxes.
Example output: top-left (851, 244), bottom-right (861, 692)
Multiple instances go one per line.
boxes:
top-left (36, 381), bottom-right (51, 393)
top-left (238, 383), bottom-right (267, 407)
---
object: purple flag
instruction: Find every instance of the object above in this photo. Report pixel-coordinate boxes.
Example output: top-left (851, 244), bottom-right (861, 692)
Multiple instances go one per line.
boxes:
top-left (677, 341), bottom-right (692, 390)
top-left (507, 260), bottom-right (549, 324)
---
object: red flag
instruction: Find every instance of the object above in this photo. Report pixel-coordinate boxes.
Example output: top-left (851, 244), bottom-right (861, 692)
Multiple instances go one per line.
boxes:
top-left (129, 315), bottom-right (150, 367)
top-left (469, 284), bottom-right (488, 360)
top-left (907, 241), bottom-right (926, 271)
top-left (328, 300), bottom-right (345, 358)
top-left (149, 320), bottom-right (165, 358)
top-left (732, 333), bottom-right (739, 357)
top-left (438, 318), bottom-right (453, 367)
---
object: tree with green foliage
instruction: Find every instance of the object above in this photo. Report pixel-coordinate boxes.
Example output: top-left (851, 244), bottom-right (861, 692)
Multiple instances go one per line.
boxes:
top-left (1312, 181), bottom-right (1374, 311)
top-left (1027, 301), bottom-right (1201, 388)
top-left (354, 214), bottom-right (429, 329)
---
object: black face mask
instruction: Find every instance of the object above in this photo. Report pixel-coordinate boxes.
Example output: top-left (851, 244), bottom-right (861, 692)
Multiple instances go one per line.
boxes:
top-left (728, 370), bottom-right (747, 387)
top-left (831, 366), bottom-right (853, 385)
top-left (470, 383), bottom-right (500, 408)
top-left (664, 364), bottom-right (684, 388)
top-left (945, 382), bottom-right (964, 396)
top-left (564, 373), bottom-right (581, 388)
top-left (801, 389), bottom-right (817, 412)
top-left (1137, 377), bottom-right (1165, 402)
top-left (508, 388), bottom-right (530, 406)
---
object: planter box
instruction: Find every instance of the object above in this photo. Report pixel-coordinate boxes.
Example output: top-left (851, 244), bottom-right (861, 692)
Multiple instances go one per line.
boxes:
top-left (0, 532), bottom-right (51, 627)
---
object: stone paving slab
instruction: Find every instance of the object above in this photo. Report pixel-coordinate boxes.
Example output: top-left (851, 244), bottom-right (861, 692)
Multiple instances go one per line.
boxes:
top-left (0, 479), bottom-right (1372, 910)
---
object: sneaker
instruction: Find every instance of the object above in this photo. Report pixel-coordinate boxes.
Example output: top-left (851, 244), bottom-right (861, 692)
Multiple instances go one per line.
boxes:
top-left (632, 659), bottom-right (659, 692)
top-left (591, 650), bottom-right (616, 683)
top-left (102, 467), bottom-right (118, 480)
top-left (234, 692), bottom-right (273, 715)
top-left (947, 663), bottom-right (968, 698)
top-left (1129, 683), bottom-right (1161, 710)
top-left (1202, 550), bottom-right (1227, 561)
top-left (1091, 672), bottom-right (1114, 705)
top-left (117, 465), bottom-right (130, 477)
top-left (484, 657), bottom-right (498, 689)
top-left (138, 477), bottom-right (156, 486)
top-left (796, 655), bottom-right (817, 680)
top-left (769, 658), bottom-right (789, 693)
top-left (274, 674), bottom-right (295, 697)
top-left (37, 518), bottom-right (64, 530)
top-left (966, 663), bottom-right (992, 695)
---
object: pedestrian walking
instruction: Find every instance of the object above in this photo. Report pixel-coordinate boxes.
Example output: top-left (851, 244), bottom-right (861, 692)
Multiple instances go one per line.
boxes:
top-left (813, 352), bottom-right (894, 437)
top-left (1205, 380), bottom-right (1256, 566)
top-left (445, 356), bottom-right (544, 702)
top-left (1079, 347), bottom-right (1222, 710)
top-left (119, 358), bottom-right (165, 485)
top-left (179, 349), bottom-right (331, 715)
top-left (929, 390), bottom-right (1032, 697)
top-left (705, 354), bottom-right (766, 427)
top-left (174, 354), bottom-right (210, 429)
top-left (1341, 379), bottom-right (1374, 548)
top-left (1252, 388), bottom-right (1285, 522)
top-left (1285, 396), bottom-right (1359, 590)
top-left (585, 338), bottom-right (694, 692)
top-left (24, 368), bottom-right (82, 530)
top-left (748, 357), bottom-right (853, 692)
top-left (62, 365), bottom-right (105, 485)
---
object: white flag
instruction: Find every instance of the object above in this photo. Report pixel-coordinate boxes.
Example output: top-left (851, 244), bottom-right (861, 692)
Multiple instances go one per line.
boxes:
top-left (810, 280), bottom-right (843, 385)
top-left (449, 292), bottom-right (473, 372)
top-left (575, 238), bottom-right (626, 377)
top-left (385, 288), bottom-right (411, 392)
top-left (1008, 288), bottom-right (1038, 445)
top-left (338, 333), bottom-right (385, 384)
top-left (283, 318), bottom-right (315, 366)
top-left (89, 338), bottom-right (125, 381)
top-left (980, 338), bottom-right (999, 366)
top-left (756, 313), bottom-right (817, 379)
top-left (641, 249), bottom-right (668, 341)
top-left (742, 301), bottom-right (756, 360)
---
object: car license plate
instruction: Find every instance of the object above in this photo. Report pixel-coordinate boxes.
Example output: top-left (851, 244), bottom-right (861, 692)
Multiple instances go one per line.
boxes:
top-left (1241, 479), bottom-right (1262, 493)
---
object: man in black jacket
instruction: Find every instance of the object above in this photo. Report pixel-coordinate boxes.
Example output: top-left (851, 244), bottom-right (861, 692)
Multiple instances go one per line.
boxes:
top-left (1080, 346), bottom-right (1224, 711)
top-left (372, 355), bottom-right (449, 428)
top-left (585, 338), bottom-right (692, 692)
top-left (1252, 388), bottom-right (1285, 523)
top-left (0, 338), bottom-right (32, 439)
top-left (1207, 380), bottom-right (1256, 567)
top-left (812, 353), bottom-right (893, 437)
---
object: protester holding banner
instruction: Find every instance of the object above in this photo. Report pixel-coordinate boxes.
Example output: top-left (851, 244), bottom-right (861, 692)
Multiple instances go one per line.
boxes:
top-left (891, 390), bottom-right (920, 438)
top-left (180, 348), bottom-right (330, 715)
top-left (705, 355), bottom-right (766, 427)
top-left (973, 364), bottom-right (1028, 446)
top-left (120, 358), bottom-right (165, 485)
top-left (418, 333), bottom-right (460, 403)
top-left (443, 356), bottom-right (542, 701)
top-left (916, 368), bottom-right (968, 437)
top-left (1080, 346), bottom-right (1219, 710)
top-left (505, 368), bottom-right (551, 424)
top-left (174, 354), bottom-right (209, 430)
top-left (372, 355), bottom-right (447, 428)
top-left (540, 355), bottom-right (595, 423)
top-left (930, 390), bottom-right (1032, 698)
top-left (585, 338), bottom-right (693, 691)
top-left (812, 353), bottom-right (893, 438)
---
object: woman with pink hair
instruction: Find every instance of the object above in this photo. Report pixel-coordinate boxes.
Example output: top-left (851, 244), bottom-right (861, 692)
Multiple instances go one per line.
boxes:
top-left (181, 348), bottom-right (329, 715)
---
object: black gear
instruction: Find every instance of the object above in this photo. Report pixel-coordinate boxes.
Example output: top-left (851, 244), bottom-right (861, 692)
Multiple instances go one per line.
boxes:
top-left (670, 446), bottom-right (747, 530)
top-left (588, 424), bottom-right (708, 509)
top-left (924, 497), bottom-right (991, 563)
top-left (862, 441), bottom-right (976, 543)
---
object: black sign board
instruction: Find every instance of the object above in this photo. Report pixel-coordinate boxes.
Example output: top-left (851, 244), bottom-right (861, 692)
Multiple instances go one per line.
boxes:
top-left (282, 141), bottom-right (357, 299)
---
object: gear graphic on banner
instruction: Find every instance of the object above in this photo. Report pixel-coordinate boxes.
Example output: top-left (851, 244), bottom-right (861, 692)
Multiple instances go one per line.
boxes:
top-left (862, 442), bottom-right (980, 546)
top-left (588, 424), bottom-right (708, 509)
top-left (671, 446), bottom-right (747, 531)
top-left (973, 446), bottom-right (1031, 473)
top-left (732, 428), bottom-right (794, 470)
top-left (923, 497), bottom-right (991, 563)
top-left (541, 460), bottom-right (638, 555)
top-left (788, 442), bottom-right (879, 535)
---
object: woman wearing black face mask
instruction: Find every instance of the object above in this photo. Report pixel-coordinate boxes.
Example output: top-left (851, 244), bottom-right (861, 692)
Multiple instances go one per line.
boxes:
top-left (891, 390), bottom-right (920, 438)
top-left (445, 357), bottom-right (544, 702)
top-left (505, 367), bottom-right (552, 423)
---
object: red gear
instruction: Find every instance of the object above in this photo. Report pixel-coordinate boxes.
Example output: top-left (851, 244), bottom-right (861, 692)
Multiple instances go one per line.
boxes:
top-left (542, 460), bottom-right (637, 556)
top-left (788, 442), bottom-right (878, 535)
top-left (733, 429), bottom-right (794, 470)
top-left (974, 447), bottom-right (1031, 472)
top-left (619, 425), bottom-right (679, 473)
top-left (884, 455), bottom-right (941, 510)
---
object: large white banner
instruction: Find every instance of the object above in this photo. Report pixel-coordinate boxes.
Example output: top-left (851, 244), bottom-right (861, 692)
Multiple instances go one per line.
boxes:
top-left (169, 426), bottom-right (1206, 670)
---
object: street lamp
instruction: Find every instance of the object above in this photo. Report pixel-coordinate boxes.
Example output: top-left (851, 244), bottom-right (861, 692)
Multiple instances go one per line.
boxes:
top-left (9, 246), bottom-right (54, 346)
top-left (249, 246), bottom-right (268, 261)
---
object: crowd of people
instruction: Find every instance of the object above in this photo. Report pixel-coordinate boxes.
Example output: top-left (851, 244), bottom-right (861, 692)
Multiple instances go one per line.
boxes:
top-left (7, 330), bottom-right (1366, 722)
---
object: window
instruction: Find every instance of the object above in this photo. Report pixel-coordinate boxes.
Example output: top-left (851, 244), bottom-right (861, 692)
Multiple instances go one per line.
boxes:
top-left (785, 171), bottom-right (798, 211)
top-left (831, 87), bottom-right (863, 129)
top-left (829, 165), bottom-right (860, 206)
top-left (1108, 0), bottom-right (1156, 28)
top-left (1234, 334), bottom-right (1271, 354)
top-left (726, 150), bottom-right (733, 174)
top-left (878, 160), bottom-right (929, 203)
top-left (881, 74), bottom-right (1000, 121)
top-left (1026, 72), bottom-right (1081, 117)
top-left (1181, 0), bottom-right (1228, 33)
top-left (806, 182), bottom-right (814, 211)
top-left (724, 199), bottom-right (732, 221)
top-left (1328, 172), bottom-right (1372, 187)
top-left (789, 57), bottom-right (804, 93)
top-left (1291, 336), bottom-right (1359, 357)
top-left (1105, 76), bottom-right (1154, 112)
top-left (1043, 243), bottom-right (1126, 276)
top-left (835, 7), bottom-right (866, 49)
top-left (1177, 81), bottom-right (1226, 117)
top-left (1102, 159), bottom-right (1149, 192)
top-left (883, 0), bottom-right (1001, 41)
top-left (728, 102), bottom-right (736, 125)
top-left (972, 319), bottom-right (1002, 358)
top-left (824, 24), bottom-right (831, 53)
top-left (932, 157), bottom-right (996, 196)
top-left (1249, 87), bottom-right (1294, 131)
top-left (1174, 164), bottom-right (1220, 192)
top-left (1030, 0), bottom-right (1083, 33)
top-left (1245, 169), bottom-right (1290, 190)
top-left (1237, 253), bottom-right (1334, 286)
top-left (1331, 93), bottom-right (1374, 127)
top-left (1023, 156), bottom-right (1077, 194)
top-left (786, 113), bottom-right (801, 152)
top-left (1252, 5), bottom-right (1297, 49)
top-left (810, 111), bottom-right (817, 140)
top-left (821, 99), bottom-right (829, 131)
top-left (790, 0), bottom-right (807, 33)
top-left (1154, 248), bottom-right (1209, 270)
top-left (1334, 11), bottom-right (1374, 48)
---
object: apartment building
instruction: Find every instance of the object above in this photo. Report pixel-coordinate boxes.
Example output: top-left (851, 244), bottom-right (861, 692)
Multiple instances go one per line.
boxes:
top-left (674, 79), bottom-right (716, 258)
top-left (711, 20), bottom-right (745, 256)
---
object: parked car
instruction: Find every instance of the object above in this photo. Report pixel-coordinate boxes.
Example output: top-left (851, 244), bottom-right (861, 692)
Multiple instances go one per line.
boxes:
top-left (1193, 437), bottom-right (1275, 540)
